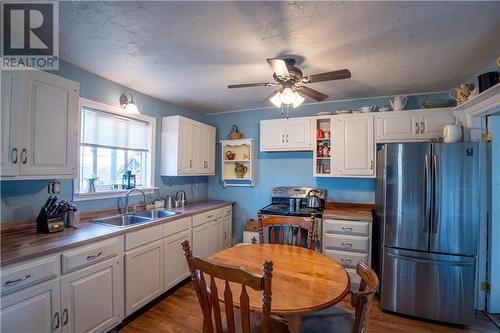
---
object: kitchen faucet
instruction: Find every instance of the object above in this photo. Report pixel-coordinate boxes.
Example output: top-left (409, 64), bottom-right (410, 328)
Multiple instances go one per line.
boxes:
top-left (124, 188), bottom-right (146, 214)
top-left (175, 190), bottom-right (187, 207)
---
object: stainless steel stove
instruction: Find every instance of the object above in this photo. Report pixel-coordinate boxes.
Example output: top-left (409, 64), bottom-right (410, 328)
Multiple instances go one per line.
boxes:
top-left (260, 186), bottom-right (327, 251)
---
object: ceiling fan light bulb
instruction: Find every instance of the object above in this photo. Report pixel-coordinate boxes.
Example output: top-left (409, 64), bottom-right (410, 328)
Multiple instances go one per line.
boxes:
top-left (281, 87), bottom-right (295, 105)
top-left (292, 93), bottom-right (305, 108)
top-left (270, 92), bottom-right (282, 108)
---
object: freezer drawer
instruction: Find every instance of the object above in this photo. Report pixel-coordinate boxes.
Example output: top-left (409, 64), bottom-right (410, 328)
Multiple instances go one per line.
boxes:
top-left (381, 248), bottom-right (475, 325)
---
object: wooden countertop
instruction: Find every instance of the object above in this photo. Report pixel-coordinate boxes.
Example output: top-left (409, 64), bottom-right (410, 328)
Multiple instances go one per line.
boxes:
top-left (0, 200), bottom-right (234, 267)
top-left (322, 202), bottom-right (374, 222)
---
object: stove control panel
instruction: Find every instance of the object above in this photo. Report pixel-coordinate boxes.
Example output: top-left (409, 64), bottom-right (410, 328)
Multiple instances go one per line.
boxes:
top-left (271, 186), bottom-right (327, 200)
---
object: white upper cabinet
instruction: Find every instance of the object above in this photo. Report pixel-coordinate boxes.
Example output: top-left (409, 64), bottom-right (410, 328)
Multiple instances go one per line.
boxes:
top-left (332, 114), bottom-right (375, 178)
top-left (0, 70), bottom-right (79, 179)
top-left (161, 116), bottom-right (216, 176)
top-left (376, 108), bottom-right (455, 143)
top-left (260, 116), bottom-right (313, 151)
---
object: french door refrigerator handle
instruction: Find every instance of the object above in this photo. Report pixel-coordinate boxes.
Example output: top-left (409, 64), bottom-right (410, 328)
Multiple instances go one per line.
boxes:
top-left (431, 154), bottom-right (439, 234)
top-left (423, 154), bottom-right (431, 234)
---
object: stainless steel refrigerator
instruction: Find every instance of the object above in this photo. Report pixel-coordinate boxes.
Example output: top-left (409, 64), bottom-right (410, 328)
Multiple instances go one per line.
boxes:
top-left (375, 143), bottom-right (479, 325)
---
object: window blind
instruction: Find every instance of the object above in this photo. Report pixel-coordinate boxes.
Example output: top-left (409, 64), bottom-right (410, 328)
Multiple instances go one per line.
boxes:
top-left (81, 107), bottom-right (151, 151)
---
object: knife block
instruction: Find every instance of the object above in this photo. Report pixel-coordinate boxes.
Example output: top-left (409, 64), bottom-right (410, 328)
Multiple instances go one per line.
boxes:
top-left (36, 208), bottom-right (66, 233)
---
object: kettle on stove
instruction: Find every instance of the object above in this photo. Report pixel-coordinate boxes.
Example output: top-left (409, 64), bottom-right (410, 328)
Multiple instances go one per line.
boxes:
top-left (306, 189), bottom-right (321, 209)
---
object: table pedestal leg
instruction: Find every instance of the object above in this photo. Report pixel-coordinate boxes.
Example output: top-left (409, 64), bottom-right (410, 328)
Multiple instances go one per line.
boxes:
top-left (285, 315), bottom-right (302, 333)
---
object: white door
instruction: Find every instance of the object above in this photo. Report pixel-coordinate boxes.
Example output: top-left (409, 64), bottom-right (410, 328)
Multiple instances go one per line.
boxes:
top-left (376, 111), bottom-right (420, 142)
top-left (0, 71), bottom-right (21, 177)
top-left (222, 213), bottom-right (232, 248)
top-left (192, 122), bottom-right (205, 174)
top-left (205, 126), bottom-right (216, 174)
top-left (124, 240), bottom-right (163, 316)
top-left (164, 230), bottom-right (191, 291)
top-left (1, 279), bottom-right (61, 333)
top-left (177, 119), bottom-right (193, 175)
top-left (192, 223), bottom-right (211, 259)
top-left (208, 218), bottom-right (224, 254)
top-left (285, 117), bottom-right (313, 150)
top-left (420, 109), bottom-right (455, 140)
top-left (260, 119), bottom-right (286, 151)
top-left (20, 71), bottom-right (79, 176)
top-left (334, 115), bottom-right (375, 177)
top-left (61, 258), bottom-right (123, 333)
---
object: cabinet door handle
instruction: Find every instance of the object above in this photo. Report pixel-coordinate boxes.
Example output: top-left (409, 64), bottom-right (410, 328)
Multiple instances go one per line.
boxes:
top-left (341, 227), bottom-right (353, 232)
top-left (86, 251), bottom-right (103, 260)
top-left (5, 274), bottom-right (31, 285)
top-left (21, 148), bottom-right (27, 164)
top-left (11, 147), bottom-right (18, 164)
top-left (224, 231), bottom-right (227, 240)
top-left (189, 160), bottom-right (192, 168)
top-left (281, 134), bottom-right (284, 143)
top-left (286, 134), bottom-right (289, 143)
top-left (53, 312), bottom-right (60, 329)
top-left (420, 121), bottom-right (425, 134)
top-left (206, 215), bottom-right (213, 219)
top-left (341, 258), bottom-right (352, 263)
top-left (370, 160), bottom-right (374, 170)
top-left (415, 123), bottom-right (420, 135)
top-left (62, 309), bottom-right (68, 326)
top-left (341, 242), bottom-right (353, 248)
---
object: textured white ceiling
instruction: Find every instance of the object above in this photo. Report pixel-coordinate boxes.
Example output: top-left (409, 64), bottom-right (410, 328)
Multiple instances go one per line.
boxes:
top-left (60, 1), bottom-right (500, 113)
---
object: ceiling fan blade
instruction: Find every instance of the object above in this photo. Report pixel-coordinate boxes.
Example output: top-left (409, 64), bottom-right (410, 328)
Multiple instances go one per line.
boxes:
top-left (297, 86), bottom-right (329, 101)
top-left (266, 58), bottom-right (290, 78)
top-left (302, 69), bottom-right (351, 83)
top-left (227, 83), bottom-right (274, 89)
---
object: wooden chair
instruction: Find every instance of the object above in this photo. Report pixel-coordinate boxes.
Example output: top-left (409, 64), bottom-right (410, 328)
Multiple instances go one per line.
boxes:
top-left (257, 211), bottom-right (315, 249)
top-left (181, 240), bottom-right (288, 333)
top-left (302, 261), bottom-right (380, 333)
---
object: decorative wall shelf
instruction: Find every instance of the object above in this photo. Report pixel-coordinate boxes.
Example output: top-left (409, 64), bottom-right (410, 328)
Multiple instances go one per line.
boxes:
top-left (220, 139), bottom-right (256, 187)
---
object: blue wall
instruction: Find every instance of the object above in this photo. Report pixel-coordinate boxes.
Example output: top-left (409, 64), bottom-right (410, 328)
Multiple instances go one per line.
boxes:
top-left (1, 60), bottom-right (209, 222)
top-left (205, 93), bottom-right (451, 241)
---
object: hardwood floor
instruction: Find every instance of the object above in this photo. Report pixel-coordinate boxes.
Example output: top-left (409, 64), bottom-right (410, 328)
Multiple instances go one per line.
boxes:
top-left (119, 283), bottom-right (499, 333)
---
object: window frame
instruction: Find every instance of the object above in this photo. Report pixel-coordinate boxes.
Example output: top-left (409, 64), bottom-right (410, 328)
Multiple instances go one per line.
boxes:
top-left (74, 98), bottom-right (157, 201)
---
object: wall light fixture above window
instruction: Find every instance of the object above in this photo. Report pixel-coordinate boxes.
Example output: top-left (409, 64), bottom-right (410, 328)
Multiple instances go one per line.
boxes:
top-left (119, 94), bottom-right (139, 114)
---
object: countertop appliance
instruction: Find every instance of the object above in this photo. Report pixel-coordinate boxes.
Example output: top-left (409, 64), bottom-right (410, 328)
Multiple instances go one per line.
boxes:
top-left (375, 143), bottom-right (479, 325)
top-left (260, 186), bottom-right (327, 251)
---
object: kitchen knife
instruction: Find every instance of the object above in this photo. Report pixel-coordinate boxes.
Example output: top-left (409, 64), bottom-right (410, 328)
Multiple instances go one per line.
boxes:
top-left (44, 196), bottom-right (53, 209)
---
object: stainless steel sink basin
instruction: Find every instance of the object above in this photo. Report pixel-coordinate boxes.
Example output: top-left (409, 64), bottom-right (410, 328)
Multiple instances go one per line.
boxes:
top-left (135, 210), bottom-right (179, 219)
top-left (92, 214), bottom-right (153, 228)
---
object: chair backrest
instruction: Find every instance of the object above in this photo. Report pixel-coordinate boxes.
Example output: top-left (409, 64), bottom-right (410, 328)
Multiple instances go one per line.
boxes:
top-left (351, 261), bottom-right (380, 333)
top-left (257, 211), bottom-right (315, 249)
top-left (182, 240), bottom-right (273, 333)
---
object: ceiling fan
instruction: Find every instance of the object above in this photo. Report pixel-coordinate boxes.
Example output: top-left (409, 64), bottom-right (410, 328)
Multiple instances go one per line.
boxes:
top-left (227, 58), bottom-right (351, 108)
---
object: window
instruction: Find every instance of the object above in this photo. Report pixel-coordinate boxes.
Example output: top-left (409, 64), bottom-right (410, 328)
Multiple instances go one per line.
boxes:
top-left (76, 99), bottom-right (155, 197)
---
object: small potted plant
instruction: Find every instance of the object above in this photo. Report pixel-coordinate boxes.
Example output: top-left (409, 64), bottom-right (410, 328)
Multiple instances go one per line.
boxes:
top-left (85, 175), bottom-right (99, 193)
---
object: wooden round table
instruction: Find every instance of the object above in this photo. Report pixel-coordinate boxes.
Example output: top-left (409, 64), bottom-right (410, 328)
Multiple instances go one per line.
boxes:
top-left (208, 244), bottom-right (350, 333)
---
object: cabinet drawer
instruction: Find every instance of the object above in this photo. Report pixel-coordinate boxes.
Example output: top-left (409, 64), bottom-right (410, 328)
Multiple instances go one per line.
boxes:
top-left (1, 255), bottom-right (59, 295)
top-left (223, 206), bottom-right (232, 216)
top-left (324, 219), bottom-right (369, 236)
top-left (163, 217), bottom-right (190, 237)
top-left (324, 234), bottom-right (369, 253)
top-left (324, 249), bottom-right (368, 269)
top-left (61, 237), bottom-right (121, 274)
top-left (125, 224), bottom-right (163, 251)
top-left (192, 208), bottom-right (223, 228)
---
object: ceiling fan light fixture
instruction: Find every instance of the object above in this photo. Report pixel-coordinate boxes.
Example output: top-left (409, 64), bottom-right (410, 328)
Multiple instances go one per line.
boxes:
top-left (280, 87), bottom-right (296, 105)
top-left (292, 93), bottom-right (305, 108)
top-left (270, 91), bottom-right (282, 108)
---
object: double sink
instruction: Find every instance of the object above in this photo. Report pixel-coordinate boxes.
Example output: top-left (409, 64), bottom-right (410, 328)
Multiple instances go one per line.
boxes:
top-left (92, 209), bottom-right (179, 228)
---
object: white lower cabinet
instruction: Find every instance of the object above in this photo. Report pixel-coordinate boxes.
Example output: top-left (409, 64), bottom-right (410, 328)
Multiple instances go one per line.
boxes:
top-left (323, 218), bottom-right (372, 290)
top-left (1, 278), bottom-right (60, 333)
top-left (60, 257), bottom-right (123, 333)
top-left (124, 240), bottom-right (164, 316)
top-left (222, 209), bottom-right (232, 248)
top-left (192, 221), bottom-right (212, 259)
top-left (164, 230), bottom-right (191, 290)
